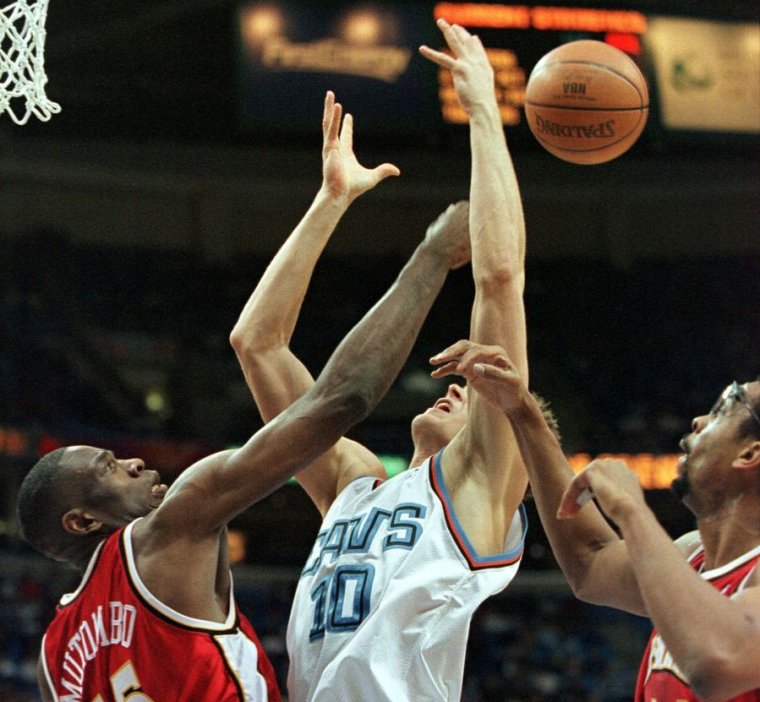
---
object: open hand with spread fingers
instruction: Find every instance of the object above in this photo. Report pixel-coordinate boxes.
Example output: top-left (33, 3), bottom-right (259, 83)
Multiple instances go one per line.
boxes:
top-left (419, 19), bottom-right (497, 115)
top-left (321, 90), bottom-right (400, 203)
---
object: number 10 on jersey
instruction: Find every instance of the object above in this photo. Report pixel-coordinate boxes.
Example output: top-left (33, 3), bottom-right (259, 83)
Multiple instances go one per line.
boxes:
top-left (309, 565), bottom-right (375, 641)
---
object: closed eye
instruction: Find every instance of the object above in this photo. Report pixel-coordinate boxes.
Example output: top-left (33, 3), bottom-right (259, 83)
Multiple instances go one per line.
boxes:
top-left (99, 457), bottom-right (117, 475)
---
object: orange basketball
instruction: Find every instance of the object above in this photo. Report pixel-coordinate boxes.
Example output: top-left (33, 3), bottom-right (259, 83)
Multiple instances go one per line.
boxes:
top-left (524, 40), bottom-right (649, 165)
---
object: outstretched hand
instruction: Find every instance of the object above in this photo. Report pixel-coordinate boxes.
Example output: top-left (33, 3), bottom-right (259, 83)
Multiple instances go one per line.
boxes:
top-left (321, 91), bottom-right (400, 203)
top-left (430, 339), bottom-right (526, 410)
top-left (424, 201), bottom-right (471, 270)
top-left (419, 19), bottom-right (496, 115)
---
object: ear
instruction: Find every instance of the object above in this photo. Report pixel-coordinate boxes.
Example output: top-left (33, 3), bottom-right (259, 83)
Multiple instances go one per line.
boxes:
top-left (61, 508), bottom-right (104, 537)
top-left (733, 440), bottom-right (760, 471)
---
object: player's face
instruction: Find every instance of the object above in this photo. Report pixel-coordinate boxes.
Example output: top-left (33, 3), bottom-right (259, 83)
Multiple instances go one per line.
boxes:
top-left (63, 445), bottom-right (168, 525)
top-left (672, 380), bottom-right (760, 508)
top-left (412, 384), bottom-right (469, 449)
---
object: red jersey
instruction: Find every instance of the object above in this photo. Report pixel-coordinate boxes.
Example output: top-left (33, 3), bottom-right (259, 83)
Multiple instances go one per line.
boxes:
top-left (635, 543), bottom-right (760, 702)
top-left (40, 521), bottom-right (281, 702)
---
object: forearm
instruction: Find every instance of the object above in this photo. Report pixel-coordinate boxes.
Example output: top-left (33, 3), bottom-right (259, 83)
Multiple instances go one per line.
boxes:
top-left (468, 105), bottom-right (525, 283)
top-left (468, 105), bottom-right (528, 379)
top-left (230, 188), bottom-right (348, 354)
top-left (508, 396), bottom-right (622, 595)
top-left (320, 239), bottom-right (450, 414)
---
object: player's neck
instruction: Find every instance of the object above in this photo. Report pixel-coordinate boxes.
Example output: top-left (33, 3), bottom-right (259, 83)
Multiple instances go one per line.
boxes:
top-left (409, 448), bottom-right (431, 469)
top-left (697, 505), bottom-right (760, 571)
top-left (409, 438), bottom-right (447, 470)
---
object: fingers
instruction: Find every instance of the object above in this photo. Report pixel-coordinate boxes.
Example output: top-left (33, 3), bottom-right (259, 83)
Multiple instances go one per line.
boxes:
top-left (458, 346), bottom-right (510, 374)
top-left (430, 339), bottom-right (475, 366)
top-left (419, 44), bottom-right (455, 69)
top-left (373, 163), bottom-right (401, 181)
top-left (339, 112), bottom-right (353, 151)
top-left (472, 361), bottom-right (512, 380)
top-left (419, 19), bottom-right (459, 68)
top-left (430, 360), bottom-right (460, 379)
top-left (437, 18), bottom-right (463, 53)
top-left (324, 100), bottom-right (342, 147)
top-left (557, 475), bottom-right (593, 520)
top-left (420, 18), bottom-right (477, 64)
top-left (430, 341), bottom-right (512, 378)
top-left (322, 91), bottom-right (334, 136)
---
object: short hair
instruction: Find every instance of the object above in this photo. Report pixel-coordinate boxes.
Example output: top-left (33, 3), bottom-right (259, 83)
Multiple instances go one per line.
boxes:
top-left (17, 447), bottom-right (73, 559)
top-left (521, 392), bottom-right (561, 503)
top-left (532, 391), bottom-right (561, 443)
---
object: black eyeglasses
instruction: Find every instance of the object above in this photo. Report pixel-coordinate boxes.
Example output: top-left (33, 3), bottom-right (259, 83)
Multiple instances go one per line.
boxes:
top-left (709, 381), bottom-right (760, 429)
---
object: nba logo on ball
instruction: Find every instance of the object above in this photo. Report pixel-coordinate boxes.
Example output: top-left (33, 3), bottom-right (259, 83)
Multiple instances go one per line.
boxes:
top-left (524, 40), bottom-right (649, 165)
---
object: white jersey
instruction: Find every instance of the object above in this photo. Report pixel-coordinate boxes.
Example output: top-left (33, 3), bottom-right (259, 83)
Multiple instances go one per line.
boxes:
top-left (287, 450), bottom-right (527, 702)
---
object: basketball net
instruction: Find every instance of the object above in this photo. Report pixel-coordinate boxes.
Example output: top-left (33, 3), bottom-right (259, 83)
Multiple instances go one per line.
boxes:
top-left (0, 0), bottom-right (59, 125)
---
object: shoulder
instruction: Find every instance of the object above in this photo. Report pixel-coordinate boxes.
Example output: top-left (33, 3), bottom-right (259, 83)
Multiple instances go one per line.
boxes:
top-left (332, 465), bottom-right (427, 511)
top-left (673, 529), bottom-right (702, 559)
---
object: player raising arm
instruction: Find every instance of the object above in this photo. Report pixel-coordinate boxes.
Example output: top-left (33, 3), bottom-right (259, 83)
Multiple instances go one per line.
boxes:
top-left (417, 17), bottom-right (529, 555)
top-left (16, 96), bottom-right (466, 702)
top-left (431, 339), bottom-right (760, 702)
top-left (231, 89), bottom-right (404, 515)
top-left (233, 19), bottom-right (531, 702)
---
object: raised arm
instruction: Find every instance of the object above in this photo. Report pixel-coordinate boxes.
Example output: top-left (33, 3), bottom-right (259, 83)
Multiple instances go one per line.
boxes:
top-left (420, 20), bottom-right (528, 553)
top-left (422, 20), bottom-right (527, 372)
top-left (230, 91), bottom-right (398, 515)
top-left (156, 194), bottom-right (470, 543)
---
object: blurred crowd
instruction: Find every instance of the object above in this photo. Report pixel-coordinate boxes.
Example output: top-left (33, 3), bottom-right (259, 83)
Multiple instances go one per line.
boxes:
top-left (1, 234), bottom-right (756, 457)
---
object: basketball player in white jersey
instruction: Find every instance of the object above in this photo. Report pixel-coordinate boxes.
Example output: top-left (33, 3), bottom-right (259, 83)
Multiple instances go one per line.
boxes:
top-left (231, 20), bottom-right (531, 701)
top-left (431, 339), bottom-right (760, 701)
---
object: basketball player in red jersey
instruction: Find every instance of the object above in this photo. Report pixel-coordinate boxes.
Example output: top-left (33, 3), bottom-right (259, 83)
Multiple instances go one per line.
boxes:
top-left (432, 340), bottom-right (760, 702)
top-left (15, 98), bottom-right (470, 702)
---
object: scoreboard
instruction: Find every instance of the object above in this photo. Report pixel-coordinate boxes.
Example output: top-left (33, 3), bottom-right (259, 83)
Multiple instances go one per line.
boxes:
top-left (236, 1), bottom-right (760, 150)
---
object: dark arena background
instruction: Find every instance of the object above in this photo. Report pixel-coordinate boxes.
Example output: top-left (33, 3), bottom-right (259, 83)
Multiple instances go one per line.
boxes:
top-left (0, 0), bottom-right (758, 699)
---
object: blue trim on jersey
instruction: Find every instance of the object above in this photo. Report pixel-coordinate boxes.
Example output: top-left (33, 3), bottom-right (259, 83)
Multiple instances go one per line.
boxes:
top-left (431, 449), bottom-right (527, 568)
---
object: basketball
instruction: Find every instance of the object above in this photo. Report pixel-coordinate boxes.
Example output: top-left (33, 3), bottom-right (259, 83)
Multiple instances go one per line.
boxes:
top-left (524, 40), bottom-right (649, 165)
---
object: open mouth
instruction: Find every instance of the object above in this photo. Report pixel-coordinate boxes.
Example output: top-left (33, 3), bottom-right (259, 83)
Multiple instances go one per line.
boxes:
top-left (432, 399), bottom-right (452, 413)
top-left (151, 483), bottom-right (168, 499)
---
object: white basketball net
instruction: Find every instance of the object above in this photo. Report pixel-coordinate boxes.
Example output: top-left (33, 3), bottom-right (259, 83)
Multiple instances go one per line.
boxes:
top-left (0, 0), bottom-right (59, 125)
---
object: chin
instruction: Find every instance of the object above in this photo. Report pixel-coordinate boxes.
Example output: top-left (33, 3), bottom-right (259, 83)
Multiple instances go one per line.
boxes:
top-left (670, 473), bottom-right (690, 501)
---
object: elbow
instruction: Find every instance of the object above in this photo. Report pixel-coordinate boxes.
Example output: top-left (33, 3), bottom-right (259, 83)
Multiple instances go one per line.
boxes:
top-left (473, 265), bottom-right (524, 295)
top-left (229, 323), bottom-right (271, 362)
top-left (229, 326), bottom-right (246, 356)
top-left (229, 319), bottom-right (254, 357)
top-left (316, 382), bottom-right (375, 434)
top-left (562, 547), bottom-right (619, 607)
top-left (566, 573), bottom-right (602, 604)
top-left (683, 651), bottom-right (743, 702)
top-left (337, 386), bottom-right (375, 427)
